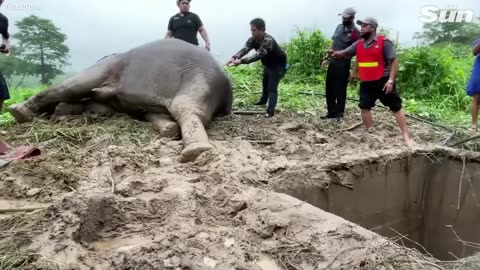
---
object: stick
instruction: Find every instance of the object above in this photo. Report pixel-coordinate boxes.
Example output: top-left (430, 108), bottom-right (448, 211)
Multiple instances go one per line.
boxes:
top-left (340, 121), bottom-right (363, 132)
top-left (106, 169), bottom-right (115, 194)
top-left (466, 173), bottom-right (480, 209)
top-left (404, 113), bottom-right (454, 131)
top-left (449, 134), bottom-right (480, 147)
top-left (247, 140), bottom-right (276, 145)
top-left (442, 131), bottom-right (456, 146)
top-left (388, 227), bottom-right (433, 257)
top-left (233, 110), bottom-right (265, 115)
top-left (299, 92), bottom-right (360, 102)
top-left (0, 207), bottom-right (47, 214)
top-left (457, 157), bottom-right (465, 211)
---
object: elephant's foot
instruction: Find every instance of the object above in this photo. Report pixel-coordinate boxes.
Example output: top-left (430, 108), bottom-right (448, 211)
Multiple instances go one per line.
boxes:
top-left (84, 102), bottom-right (116, 115)
top-left (160, 122), bottom-right (181, 138)
top-left (8, 103), bottom-right (36, 123)
top-left (146, 113), bottom-right (181, 139)
top-left (54, 102), bottom-right (85, 116)
top-left (179, 141), bottom-right (214, 163)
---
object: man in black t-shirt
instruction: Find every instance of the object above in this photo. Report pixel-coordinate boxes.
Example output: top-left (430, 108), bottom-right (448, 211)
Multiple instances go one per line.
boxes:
top-left (226, 18), bottom-right (288, 118)
top-left (0, 0), bottom-right (10, 112)
top-left (165, 0), bottom-right (211, 51)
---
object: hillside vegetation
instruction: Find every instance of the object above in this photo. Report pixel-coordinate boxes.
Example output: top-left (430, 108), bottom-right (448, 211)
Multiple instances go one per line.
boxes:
top-left (0, 28), bottom-right (476, 128)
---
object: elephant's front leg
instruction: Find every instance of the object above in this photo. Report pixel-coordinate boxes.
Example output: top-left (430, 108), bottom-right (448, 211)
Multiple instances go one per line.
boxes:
top-left (53, 101), bottom-right (117, 117)
top-left (53, 102), bottom-right (86, 116)
top-left (145, 113), bottom-right (180, 139)
top-left (169, 96), bottom-right (214, 163)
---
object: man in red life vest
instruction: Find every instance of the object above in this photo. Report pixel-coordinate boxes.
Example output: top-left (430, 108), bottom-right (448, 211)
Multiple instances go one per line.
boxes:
top-left (329, 17), bottom-right (414, 146)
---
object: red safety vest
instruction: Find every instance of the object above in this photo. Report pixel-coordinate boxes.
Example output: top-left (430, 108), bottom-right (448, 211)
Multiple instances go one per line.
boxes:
top-left (356, 35), bottom-right (385, 81)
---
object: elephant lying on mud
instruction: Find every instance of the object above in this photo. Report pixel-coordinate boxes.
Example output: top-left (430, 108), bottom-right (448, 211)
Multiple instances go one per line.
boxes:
top-left (8, 38), bottom-right (233, 162)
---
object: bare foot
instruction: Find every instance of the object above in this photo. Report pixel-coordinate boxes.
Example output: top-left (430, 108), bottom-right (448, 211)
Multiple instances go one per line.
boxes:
top-left (403, 137), bottom-right (415, 147)
top-left (468, 125), bottom-right (478, 134)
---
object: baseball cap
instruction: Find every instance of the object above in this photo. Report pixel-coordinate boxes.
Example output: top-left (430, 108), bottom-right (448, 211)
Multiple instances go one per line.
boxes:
top-left (356, 17), bottom-right (379, 28)
top-left (338, 7), bottom-right (356, 18)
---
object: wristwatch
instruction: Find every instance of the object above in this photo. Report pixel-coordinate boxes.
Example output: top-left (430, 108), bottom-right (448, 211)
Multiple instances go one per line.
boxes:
top-left (387, 79), bottom-right (394, 84)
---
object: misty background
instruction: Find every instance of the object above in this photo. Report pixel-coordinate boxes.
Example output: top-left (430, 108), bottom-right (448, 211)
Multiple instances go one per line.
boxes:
top-left (1, 0), bottom-right (479, 73)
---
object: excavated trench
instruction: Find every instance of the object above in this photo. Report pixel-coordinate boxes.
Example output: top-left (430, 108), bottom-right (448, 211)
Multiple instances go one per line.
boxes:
top-left (275, 153), bottom-right (480, 261)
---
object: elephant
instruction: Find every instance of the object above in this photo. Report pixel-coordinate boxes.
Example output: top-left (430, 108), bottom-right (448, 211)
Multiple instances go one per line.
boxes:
top-left (8, 38), bottom-right (233, 162)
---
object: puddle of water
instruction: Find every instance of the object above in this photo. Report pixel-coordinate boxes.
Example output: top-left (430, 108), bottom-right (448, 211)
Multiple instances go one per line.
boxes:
top-left (93, 235), bottom-right (152, 251)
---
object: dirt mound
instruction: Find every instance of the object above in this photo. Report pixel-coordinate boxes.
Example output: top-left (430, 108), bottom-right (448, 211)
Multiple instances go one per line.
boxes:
top-left (0, 110), bottom-right (479, 269)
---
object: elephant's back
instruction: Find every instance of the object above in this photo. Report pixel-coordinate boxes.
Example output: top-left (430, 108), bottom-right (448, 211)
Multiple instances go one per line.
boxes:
top-left (113, 39), bottom-right (224, 110)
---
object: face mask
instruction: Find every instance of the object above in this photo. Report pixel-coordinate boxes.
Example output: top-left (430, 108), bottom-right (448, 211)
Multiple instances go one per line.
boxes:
top-left (361, 31), bottom-right (372, 39)
top-left (342, 20), bottom-right (352, 26)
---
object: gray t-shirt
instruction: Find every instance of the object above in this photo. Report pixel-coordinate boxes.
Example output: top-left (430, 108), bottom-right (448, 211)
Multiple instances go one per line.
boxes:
top-left (344, 34), bottom-right (396, 77)
top-left (330, 24), bottom-right (360, 63)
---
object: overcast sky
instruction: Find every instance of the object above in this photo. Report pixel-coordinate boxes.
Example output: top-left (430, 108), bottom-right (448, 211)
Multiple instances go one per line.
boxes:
top-left (0, 0), bottom-right (478, 72)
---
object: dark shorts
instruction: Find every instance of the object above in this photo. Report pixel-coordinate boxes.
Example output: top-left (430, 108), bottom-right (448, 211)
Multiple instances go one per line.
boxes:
top-left (0, 72), bottom-right (10, 100)
top-left (359, 76), bottom-right (402, 112)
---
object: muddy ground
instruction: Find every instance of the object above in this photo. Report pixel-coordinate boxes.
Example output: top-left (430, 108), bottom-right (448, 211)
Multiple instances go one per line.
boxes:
top-left (1, 106), bottom-right (479, 270)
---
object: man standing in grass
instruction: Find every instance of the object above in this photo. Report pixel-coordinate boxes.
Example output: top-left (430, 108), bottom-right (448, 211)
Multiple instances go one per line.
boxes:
top-left (329, 17), bottom-right (414, 146)
top-left (321, 7), bottom-right (360, 121)
top-left (165, 0), bottom-right (211, 51)
top-left (466, 37), bottom-right (480, 132)
top-left (225, 18), bottom-right (288, 118)
top-left (0, 0), bottom-right (11, 112)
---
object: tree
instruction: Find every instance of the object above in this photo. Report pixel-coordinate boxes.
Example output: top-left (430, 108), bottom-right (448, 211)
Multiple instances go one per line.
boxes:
top-left (414, 11), bottom-right (480, 46)
top-left (13, 15), bottom-right (70, 85)
top-left (0, 45), bottom-right (36, 89)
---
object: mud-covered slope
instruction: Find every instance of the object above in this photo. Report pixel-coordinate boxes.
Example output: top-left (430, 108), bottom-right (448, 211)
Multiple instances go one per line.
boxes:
top-left (1, 111), bottom-right (479, 269)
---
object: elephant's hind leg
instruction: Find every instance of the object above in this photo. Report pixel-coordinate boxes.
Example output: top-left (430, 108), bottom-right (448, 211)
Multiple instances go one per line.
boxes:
top-left (8, 55), bottom-right (121, 123)
top-left (169, 93), bottom-right (214, 163)
top-left (145, 113), bottom-right (180, 139)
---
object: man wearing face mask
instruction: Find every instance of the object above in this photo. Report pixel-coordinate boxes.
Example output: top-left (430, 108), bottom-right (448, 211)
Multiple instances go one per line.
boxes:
top-left (320, 8), bottom-right (360, 121)
top-left (329, 17), bottom-right (414, 146)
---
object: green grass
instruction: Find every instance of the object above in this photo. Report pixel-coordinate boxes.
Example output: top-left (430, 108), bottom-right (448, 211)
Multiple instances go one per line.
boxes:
top-left (225, 28), bottom-right (476, 128)
top-left (1, 87), bottom-right (40, 125)
top-left (1, 29), bottom-right (476, 130)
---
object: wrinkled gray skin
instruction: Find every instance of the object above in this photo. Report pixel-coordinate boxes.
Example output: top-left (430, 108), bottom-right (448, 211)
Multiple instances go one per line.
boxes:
top-left (8, 39), bottom-right (233, 162)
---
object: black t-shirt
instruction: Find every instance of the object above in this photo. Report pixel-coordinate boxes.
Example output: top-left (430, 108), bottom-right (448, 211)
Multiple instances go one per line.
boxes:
top-left (167, 12), bottom-right (203, 46)
top-left (0, 13), bottom-right (9, 40)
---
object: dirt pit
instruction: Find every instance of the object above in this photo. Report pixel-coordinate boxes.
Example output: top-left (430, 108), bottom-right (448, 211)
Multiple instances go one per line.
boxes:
top-left (1, 110), bottom-right (480, 269)
top-left (272, 152), bottom-right (480, 261)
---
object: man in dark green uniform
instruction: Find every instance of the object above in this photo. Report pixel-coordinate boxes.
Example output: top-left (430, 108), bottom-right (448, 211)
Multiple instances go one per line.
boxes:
top-left (225, 18), bottom-right (288, 118)
top-left (321, 7), bottom-right (360, 121)
top-left (165, 0), bottom-right (211, 51)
